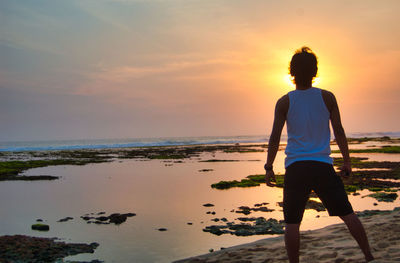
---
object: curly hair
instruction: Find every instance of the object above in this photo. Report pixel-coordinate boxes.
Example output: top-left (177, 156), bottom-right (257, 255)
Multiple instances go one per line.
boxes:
top-left (289, 47), bottom-right (318, 87)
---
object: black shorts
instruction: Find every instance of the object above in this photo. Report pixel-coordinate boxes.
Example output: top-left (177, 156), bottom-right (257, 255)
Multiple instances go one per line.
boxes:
top-left (283, 160), bottom-right (354, 224)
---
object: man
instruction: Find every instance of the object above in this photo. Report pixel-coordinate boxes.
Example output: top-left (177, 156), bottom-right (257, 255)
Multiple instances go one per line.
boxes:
top-left (264, 47), bottom-right (374, 262)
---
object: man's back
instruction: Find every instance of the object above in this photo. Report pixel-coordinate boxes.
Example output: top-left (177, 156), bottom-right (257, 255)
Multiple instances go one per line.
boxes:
top-left (285, 87), bottom-right (332, 168)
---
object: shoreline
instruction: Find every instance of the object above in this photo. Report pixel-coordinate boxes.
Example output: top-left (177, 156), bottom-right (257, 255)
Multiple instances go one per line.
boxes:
top-left (174, 207), bottom-right (400, 263)
top-left (1, 135), bottom-right (399, 153)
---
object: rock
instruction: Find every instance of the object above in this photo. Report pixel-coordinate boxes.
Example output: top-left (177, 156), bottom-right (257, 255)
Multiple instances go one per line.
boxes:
top-left (203, 217), bottom-right (284, 236)
top-left (0, 235), bottom-right (99, 262)
top-left (81, 212), bottom-right (135, 225)
top-left (211, 218), bottom-right (219, 222)
top-left (125, 213), bottom-right (136, 217)
top-left (255, 217), bottom-right (267, 225)
top-left (187, 222), bottom-right (193, 225)
top-left (108, 213), bottom-right (127, 224)
top-left (366, 192), bottom-right (398, 202)
top-left (31, 224), bottom-right (49, 231)
top-left (203, 203), bottom-right (215, 207)
top-left (36, 219), bottom-right (43, 222)
top-left (211, 211), bottom-right (216, 215)
top-left (57, 217), bottom-right (73, 222)
top-left (96, 216), bottom-right (109, 221)
top-left (237, 217), bottom-right (257, 222)
top-left (209, 248), bottom-right (214, 252)
top-left (305, 200), bottom-right (326, 211)
top-left (356, 209), bottom-right (393, 217)
top-left (221, 217), bottom-right (228, 222)
top-left (199, 169), bottom-right (214, 172)
top-left (253, 206), bottom-right (274, 212)
top-left (202, 225), bottom-right (228, 236)
top-left (236, 206), bottom-right (251, 215)
top-left (158, 228), bottom-right (167, 231)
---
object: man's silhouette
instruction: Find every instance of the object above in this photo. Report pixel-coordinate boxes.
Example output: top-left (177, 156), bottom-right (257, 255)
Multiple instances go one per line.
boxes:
top-left (264, 47), bottom-right (374, 262)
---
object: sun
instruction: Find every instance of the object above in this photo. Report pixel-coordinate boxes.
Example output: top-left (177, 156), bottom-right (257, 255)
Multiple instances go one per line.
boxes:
top-left (284, 74), bottom-right (322, 88)
top-left (284, 74), bottom-right (295, 88)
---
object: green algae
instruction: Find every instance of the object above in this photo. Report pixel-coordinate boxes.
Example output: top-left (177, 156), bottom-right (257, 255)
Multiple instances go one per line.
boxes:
top-left (223, 148), bottom-right (264, 153)
top-left (0, 158), bottom-right (109, 181)
top-left (366, 192), bottom-right (398, 202)
top-left (345, 136), bottom-right (398, 144)
top-left (211, 174), bottom-right (284, 189)
top-left (332, 146), bottom-right (400, 154)
top-left (344, 185), bottom-right (359, 193)
top-left (200, 159), bottom-right (241, 162)
top-left (211, 157), bottom-right (400, 193)
top-left (148, 154), bottom-right (186, 159)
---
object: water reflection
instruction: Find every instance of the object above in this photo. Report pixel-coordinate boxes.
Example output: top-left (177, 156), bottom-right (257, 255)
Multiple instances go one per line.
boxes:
top-left (0, 145), bottom-right (398, 262)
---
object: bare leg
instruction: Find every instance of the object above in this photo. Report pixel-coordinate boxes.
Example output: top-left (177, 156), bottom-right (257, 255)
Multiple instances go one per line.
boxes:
top-left (285, 223), bottom-right (300, 263)
top-left (340, 213), bottom-right (374, 261)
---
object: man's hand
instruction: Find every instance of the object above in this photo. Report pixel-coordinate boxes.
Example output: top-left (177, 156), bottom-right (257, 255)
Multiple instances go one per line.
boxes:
top-left (265, 170), bottom-right (276, 187)
top-left (340, 162), bottom-right (352, 177)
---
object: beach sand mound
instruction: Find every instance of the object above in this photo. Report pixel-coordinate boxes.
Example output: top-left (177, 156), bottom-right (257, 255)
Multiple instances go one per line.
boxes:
top-left (175, 208), bottom-right (400, 263)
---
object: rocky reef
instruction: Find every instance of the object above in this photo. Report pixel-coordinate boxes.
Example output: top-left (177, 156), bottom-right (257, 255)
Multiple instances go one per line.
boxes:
top-left (0, 235), bottom-right (99, 263)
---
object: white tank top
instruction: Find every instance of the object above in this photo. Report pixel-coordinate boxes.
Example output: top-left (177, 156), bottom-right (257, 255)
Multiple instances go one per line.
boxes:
top-left (284, 87), bottom-right (332, 168)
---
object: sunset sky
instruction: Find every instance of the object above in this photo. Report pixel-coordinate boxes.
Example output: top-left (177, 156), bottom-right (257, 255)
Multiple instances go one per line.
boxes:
top-left (1, 0), bottom-right (399, 141)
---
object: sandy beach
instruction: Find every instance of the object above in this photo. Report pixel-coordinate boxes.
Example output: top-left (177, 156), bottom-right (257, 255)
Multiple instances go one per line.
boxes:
top-left (175, 208), bottom-right (400, 263)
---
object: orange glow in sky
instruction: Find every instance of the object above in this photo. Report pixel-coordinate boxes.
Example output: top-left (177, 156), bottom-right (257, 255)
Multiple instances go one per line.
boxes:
top-left (1, 0), bottom-right (399, 141)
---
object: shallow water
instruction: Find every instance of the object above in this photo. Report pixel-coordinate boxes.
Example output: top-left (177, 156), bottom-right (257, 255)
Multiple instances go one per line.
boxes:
top-left (0, 144), bottom-right (399, 262)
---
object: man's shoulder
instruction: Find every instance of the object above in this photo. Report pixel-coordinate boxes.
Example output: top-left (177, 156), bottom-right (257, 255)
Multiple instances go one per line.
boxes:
top-left (320, 88), bottom-right (335, 97)
top-left (277, 94), bottom-right (289, 105)
top-left (276, 94), bottom-right (289, 113)
top-left (320, 89), bottom-right (336, 112)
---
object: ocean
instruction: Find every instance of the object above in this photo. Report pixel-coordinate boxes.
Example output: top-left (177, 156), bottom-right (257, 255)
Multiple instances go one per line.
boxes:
top-left (0, 132), bottom-right (399, 152)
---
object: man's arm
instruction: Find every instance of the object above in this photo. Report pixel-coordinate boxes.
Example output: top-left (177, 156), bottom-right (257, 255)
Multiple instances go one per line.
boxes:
top-left (323, 90), bottom-right (351, 175)
top-left (265, 95), bottom-right (288, 186)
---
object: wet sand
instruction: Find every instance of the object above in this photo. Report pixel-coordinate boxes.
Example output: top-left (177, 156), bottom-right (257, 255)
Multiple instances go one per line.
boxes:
top-left (175, 208), bottom-right (400, 263)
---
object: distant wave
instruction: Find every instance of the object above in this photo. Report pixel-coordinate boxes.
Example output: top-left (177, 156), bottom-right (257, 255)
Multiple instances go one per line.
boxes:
top-left (0, 136), bottom-right (268, 152)
top-left (1, 132), bottom-right (399, 152)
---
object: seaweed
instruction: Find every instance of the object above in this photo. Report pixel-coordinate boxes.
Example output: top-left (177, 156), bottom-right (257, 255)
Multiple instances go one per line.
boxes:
top-left (332, 146), bottom-right (400, 154)
top-left (211, 174), bottom-right (284, 189)
top-left (0, 158), bottom-right (109, 181)
top-left (365, 192), bottom-right (398, 202)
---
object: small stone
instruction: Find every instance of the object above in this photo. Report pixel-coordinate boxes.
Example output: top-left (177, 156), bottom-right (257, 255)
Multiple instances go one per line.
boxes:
top-left (377, 242), bottom-right (389, 248)
top-left (209, 248), bottom-right (214, 252)
top-left (125, 213), bottom-right (136, 217)
top-left (31, 223), bottom-right (49, 231)
top-left (203, 203), bottom-right (215, 207)
top-left (158, 228), bottom-right (167, 231)
top-left (57, 217), bottom-right (73, 222)
top-left (318, 252), bottom-right (338, 259)
top-left (187, 222), bottom-right (193, 225)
